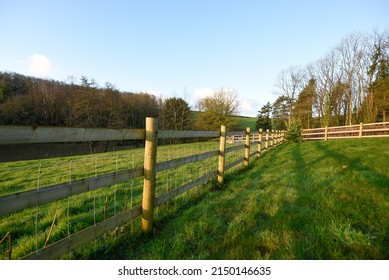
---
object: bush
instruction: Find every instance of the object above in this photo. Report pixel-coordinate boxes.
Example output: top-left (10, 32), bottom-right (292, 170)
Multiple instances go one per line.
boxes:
top-left (286, 120), bottom-right (302, 143)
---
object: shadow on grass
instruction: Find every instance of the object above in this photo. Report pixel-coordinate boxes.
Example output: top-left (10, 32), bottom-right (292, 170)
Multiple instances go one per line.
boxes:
top-left (287, 142), bottom-right (389, 259)
top-left (85, 142), bottom-right (388, 260)
top-left (89, 145), bottom-right (289, 259)
top-left (312, 141), bottom-right (389, 189)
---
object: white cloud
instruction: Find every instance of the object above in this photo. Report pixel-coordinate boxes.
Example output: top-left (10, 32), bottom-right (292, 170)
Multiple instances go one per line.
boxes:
top-left (27, 54), bottom-right (52, 76)
top-left (238, 97), bottom-right (261, 117)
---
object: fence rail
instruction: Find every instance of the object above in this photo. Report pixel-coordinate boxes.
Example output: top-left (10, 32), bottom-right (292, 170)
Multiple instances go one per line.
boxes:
top-left (302, 122), bottom-right (389, 141)
top-left (0, 121), bottom-right (285, 259)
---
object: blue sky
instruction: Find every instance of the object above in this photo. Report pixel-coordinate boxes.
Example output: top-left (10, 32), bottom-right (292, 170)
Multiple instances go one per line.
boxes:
top-left (1, 0), bottom-right (388, 116)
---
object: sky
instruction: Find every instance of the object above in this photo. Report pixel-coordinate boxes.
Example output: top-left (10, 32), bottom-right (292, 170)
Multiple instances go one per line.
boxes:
top-left (1, 0), bottom-right (388, 117)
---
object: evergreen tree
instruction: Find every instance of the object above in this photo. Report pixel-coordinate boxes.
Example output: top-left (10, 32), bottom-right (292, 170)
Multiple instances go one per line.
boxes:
top-left (272, 96), bottom-right (289, 130)
top-left (294, 79), bottom-right (316, 128)
top-left (368, 44), bottom-right (389, 122)
top-left (255, 102), bottom-right (272, 130)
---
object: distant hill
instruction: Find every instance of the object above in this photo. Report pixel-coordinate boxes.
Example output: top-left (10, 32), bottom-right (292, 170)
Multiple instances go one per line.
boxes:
top-left (190, 111), bottom-right (256, 131)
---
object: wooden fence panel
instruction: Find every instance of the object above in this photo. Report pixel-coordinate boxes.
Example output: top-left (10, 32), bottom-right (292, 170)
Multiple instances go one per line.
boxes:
top-left (0, 126), bottom-right (145, 144)
top-left (22, 205), bottom-right (142, 260)
top-left (1, 121), bottom-right (285, 259)
top-left (0, 167), bottom-right (144, 216)
top-left (302, 122), bottom-right (389, 141)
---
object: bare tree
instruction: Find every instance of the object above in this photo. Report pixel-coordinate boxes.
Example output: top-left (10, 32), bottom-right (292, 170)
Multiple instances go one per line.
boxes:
top-left (337, 32), bottom-right (365, 125)
top-left (310, 50), bottom-right (343, 126)
top-left (275, 66), bottom-right (305, 127)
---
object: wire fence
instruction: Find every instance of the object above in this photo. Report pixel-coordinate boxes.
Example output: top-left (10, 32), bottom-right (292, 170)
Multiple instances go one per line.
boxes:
top-left (0, 122), bottom-right (284, 259)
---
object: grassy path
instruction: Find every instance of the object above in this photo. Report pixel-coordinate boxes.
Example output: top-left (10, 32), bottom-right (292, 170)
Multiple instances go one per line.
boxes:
top-left (97, 138), bottom-right (389, 260)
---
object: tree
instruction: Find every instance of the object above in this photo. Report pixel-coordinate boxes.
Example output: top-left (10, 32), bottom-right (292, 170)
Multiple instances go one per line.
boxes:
top-left (194, 88), bottom-right (240, 130)
top-left (255, 102), bottom-right (272, 130)
top-left (368, 38), bottom-right (389, 122)
top-left (272, 95), bottom-right (289, 130)
top-left (294, 78), bottom-right (316, 128)
top-left (308, 50), bottom-right (343, 127)
top-left (337, 33), bottom-right (365, 125)
top-left (275, 67), bottom-right (304, 127)
top-left (160, 97), bottom-right (191, 130)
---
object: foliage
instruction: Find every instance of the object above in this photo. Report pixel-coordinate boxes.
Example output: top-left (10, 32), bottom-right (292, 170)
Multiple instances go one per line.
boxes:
top-left (160, 97), bottom-right (191, 130)
top-left (293, 79), bottom-right (316, 129)
top-left (271, 96), bottom-right (288, 130)
top-left (0, 72), bottom-right (159, 128)
top-left (255, 102), bottom-right (272, 131)
top-left (368, 43), bottom-right (389, 122)
top-left (271, 29), bottom-right (389, 128)
top-left (194, 88), bottom-right (240, 130)
top-left (285, 120), bottom-right (302, 143)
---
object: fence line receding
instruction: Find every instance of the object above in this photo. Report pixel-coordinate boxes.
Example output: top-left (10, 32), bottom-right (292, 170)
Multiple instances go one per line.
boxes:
top-left (0, 120), bottom-right (285, 260)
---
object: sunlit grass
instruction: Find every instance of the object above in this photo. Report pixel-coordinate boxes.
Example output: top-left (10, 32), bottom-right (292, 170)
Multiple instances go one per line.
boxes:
top-left (1, 138), bottom-right (388, 259)
top-left (0, 140), bottom-right (231, 259)
top-left (97, 138), bottom-right (389, 260)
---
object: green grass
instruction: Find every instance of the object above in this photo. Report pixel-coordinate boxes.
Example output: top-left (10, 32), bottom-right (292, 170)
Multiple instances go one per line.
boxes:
top-left (0, 140), bottom-right (244, 259)
top-left (190, 111), bottom-right (256, 131)
top-left (90, 138), bottom-right (389, 260)
top-left (232, 116), bottom-right (257, 131)
top-left (1, 138), bottom-right (388, 259)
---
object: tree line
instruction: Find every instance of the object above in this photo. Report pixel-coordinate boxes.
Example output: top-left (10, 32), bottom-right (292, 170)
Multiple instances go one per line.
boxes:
top-left (257, 29), bottom-right (389, 131)
top-left (0, 73), bottom-right (162, 129)
top-left (0, 72), bottom-right (242, 131)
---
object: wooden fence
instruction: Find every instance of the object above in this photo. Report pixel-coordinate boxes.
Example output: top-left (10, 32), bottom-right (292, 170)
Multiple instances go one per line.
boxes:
top-left (301, 121), bottom-right (389, 141)
top-left (0, 120), bottom-right (285, 259)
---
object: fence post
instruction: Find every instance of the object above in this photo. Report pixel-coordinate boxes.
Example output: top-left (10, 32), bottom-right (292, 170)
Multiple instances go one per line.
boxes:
top-left (244, 127), bottom-right (250, 167)
top-left (257, 128), bottom-right (262, 158)
top-left (359, 122), bottom-right (363, 138)
top-left (275, 130), bottom-right (279, 146)
top-left (141, 117), bottom-right (158, 234)
top-left (265, 129), bottom-right (269, 151)
top-left (217, 125), bottom-right (226, 185)
top-left (270, 130), bottom-right (274, 148)
top-left (324, 126), bottom-right (328, 141)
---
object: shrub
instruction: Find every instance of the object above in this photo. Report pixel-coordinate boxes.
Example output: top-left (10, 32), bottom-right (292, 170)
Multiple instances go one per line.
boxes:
top-left (286, 120), bottom-right (302, 143)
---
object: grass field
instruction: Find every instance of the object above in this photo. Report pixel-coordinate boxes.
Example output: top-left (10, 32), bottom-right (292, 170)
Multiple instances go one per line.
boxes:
top-left (0, 140), bottom-right (244, 259)
top-left (1, 138), bottom-right (388, 259)
top-left (90, 138), bottom-right (389, 260)
top-left (190, 111), bottom-right (257, 131)
top-left (232, 116), bottom-right (257, 131)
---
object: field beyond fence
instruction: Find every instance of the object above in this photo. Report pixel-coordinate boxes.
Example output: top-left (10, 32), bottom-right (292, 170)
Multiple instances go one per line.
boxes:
top-left (0, 120), bottom-right (284, 259)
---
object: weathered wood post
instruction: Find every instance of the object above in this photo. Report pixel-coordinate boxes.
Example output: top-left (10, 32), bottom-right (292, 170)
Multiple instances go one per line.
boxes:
top-left (244, 127), bottom-right (250, 167)
top-left (142, 117), bottom-right (157, 233)
top-left (265, 129), bottom-right (269, 151)
top-left (270, 130), bottom-right (274, 148)
top-left (324, 126), bottom-right (328, 141)
top-left (217, 125), bottom-right (226, 185)
top-left (359, 122), bottom-right (363, 138)
top-left (257, 128), bottom-right (263, 158)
